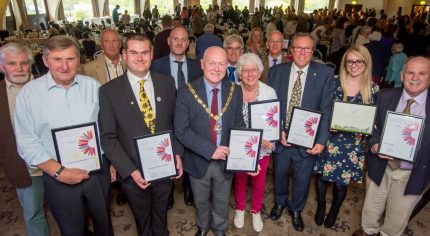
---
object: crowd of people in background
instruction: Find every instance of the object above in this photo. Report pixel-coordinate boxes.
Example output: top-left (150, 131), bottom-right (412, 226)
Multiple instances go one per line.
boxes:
top-left (1, 2), bottom-right (430, 236)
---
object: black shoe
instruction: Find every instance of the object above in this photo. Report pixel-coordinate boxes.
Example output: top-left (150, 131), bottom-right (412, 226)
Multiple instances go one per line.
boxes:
top-left (289, 210), bottom-right (304, 232)
top-left (324, 208), bottom-right (339, 228)
top-left (195, 229), bottom-right (208, 236)
top-left (270, 204), bottom-right (285, 221)
top-left (314, 203), bottom-right (326, 226)
top-left (184, 190), bottom-right (194, 206)
top-left (116, 191), bottom-right (127, 206)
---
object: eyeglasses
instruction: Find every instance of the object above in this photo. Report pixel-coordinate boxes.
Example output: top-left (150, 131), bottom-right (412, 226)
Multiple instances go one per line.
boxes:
top-left (241, 68), bottom-right (259, 74)
top-left (205, 60), bottom-right (227, 69)
top-left (346, 60), bottom-right (365, 66)
top-left (292, 47), bottom-right (313, 53)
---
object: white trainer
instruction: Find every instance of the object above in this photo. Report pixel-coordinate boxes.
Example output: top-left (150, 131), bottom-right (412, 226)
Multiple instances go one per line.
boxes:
top-left (234, 209), bottom-right (245, 228)
top-left (252, 212), bottom-right (264, 232)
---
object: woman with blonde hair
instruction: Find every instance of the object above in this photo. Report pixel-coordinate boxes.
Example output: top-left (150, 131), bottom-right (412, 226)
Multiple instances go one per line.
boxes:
top-left (246, 27), bottom-right (267, 58)
top-left (314, 45), bottom-right (379, 228)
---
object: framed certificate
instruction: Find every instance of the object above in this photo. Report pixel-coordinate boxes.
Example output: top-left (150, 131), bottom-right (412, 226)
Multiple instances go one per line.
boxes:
top-left (330, 101), bottom-right (376, 135)
top-left (287, 107), bottom-right (322, 149)
top-left (249, 99), bottom-right (281, 141)
top-left (226, 128), bottom-right (263, 172)
top-left (52, 122), bottom-right (102, 174)
top-left (378, 111), bottom-right (425, 162)
top-left (134, 131), bottom-right (178, 182)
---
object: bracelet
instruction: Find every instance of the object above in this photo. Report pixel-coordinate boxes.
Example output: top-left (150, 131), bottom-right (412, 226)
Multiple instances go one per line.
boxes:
top-left (52, 166), bottom-right (65, 179)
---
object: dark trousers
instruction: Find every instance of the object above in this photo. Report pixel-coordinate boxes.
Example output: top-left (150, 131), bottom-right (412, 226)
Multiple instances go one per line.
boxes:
top-left (273, 147), bottom-right (316, 211)
top-left (121, 177), bottom-right (172, 236)
top-left (43, 161), bottom-right (112, 236)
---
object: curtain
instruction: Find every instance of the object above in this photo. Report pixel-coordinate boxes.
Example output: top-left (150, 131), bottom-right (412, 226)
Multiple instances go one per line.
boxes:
top-left (13, 0), bottom-right (29, 30)
top-left (46, 0), bottom-right (60, 21)
top-left (103, 0), bottom-right (109, 16)
top-left (140, 0), bottom-right (146, 17)
top-left (0, 0), bottom-right (8, 29)
top-left (92, 0), bottom-right (100, 17)
top-left (57, 0), bottom-right (65, 20)
top-left (134, 0), bottom-right (140, 16)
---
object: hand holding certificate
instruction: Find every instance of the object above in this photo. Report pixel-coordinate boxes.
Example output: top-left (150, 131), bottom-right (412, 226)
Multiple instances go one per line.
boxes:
top-left (249, 99), bottom-right (281, 141)
top-left (378, 111), bottom-right (425, 162)
top-left (134, 131), bottom-right (178, 182)
top-left (226, 129), bottom-right (263, 172)
top-left (52, 122), bottom-right (102, 174)
top-left (330, 101), bottom-right (376, 134)
top-left (286, 107), bottom-right (322, 149)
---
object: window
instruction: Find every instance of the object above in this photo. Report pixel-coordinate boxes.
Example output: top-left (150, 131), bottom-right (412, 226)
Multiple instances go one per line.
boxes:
top-left (109, 0), bottom-right (134, 16)
top-left (36, 0), bottom-right (46, 14)
top-left (63, 0), bottom-right (94, 21)
top-left (266, 0), bottom-right (291, 9)
top-left (24, 0), bottom-right (37, 15)
top-left (304, 0), bottom-right (329, 13)
top-left (233, 0), bottom-right (249, 10)
top-left (150, 0), bottom-right (173, 15)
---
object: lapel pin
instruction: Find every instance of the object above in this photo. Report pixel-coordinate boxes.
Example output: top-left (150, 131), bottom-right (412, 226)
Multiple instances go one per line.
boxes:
top-left (157, 97), bottom-right (162, 102)
top-left (313, 73), bottom-right (317, 76)
top-left (131, 101), bottom-right (134, 105)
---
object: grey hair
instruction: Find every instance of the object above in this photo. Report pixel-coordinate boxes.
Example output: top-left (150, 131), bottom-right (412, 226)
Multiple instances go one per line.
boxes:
top-left (0, 42), bottom-right (34, 64)
top-left (266, 30), bottom-right (284, 41)
top-left (223, 34), bottom-right (244, 49)
top-left (204, 23), bottom-right (215, 32)
top-left (42, 35), bottom-right (81, 58)
top-left (236, 53), bottom-right (264, 75)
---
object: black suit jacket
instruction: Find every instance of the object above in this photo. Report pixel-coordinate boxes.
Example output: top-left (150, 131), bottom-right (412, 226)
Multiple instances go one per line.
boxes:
top-left (174, 78), bottom-right (245, 178)
top-left (99, 72), bottom-right (182, 180)
top-left (268, 61), bottom-right (335, 156)
top-left (150, 55), bottom-right (203, 87)
top-left (368, 88), bottom-right (430, 195)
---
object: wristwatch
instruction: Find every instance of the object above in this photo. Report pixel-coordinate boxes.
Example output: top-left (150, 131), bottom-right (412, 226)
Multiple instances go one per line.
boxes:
top-left (53, 166), bottom-right (65, 179)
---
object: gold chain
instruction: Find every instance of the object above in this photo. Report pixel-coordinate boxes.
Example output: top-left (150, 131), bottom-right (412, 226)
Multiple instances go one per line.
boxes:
top-left (187, 82), bottom-right (235, 121)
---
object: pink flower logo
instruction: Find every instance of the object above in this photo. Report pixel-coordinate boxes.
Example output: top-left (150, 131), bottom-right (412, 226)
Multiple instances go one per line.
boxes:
top-left (156, 138), bottom-right (173, 162)
top-left (266, 105), bottom-right (279, 128)
top-left (402, 123), bottom-right (419, 146)
top-left (304, 116), bottom-right (319, 137)
top-left (78, 130), bottom-right (96, 156)
top-left (244, 136), bottom-right (259, 158)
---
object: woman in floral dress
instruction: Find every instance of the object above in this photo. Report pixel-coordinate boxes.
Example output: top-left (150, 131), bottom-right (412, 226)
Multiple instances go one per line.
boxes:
top-left (314, 45), bottom-right (379, 228)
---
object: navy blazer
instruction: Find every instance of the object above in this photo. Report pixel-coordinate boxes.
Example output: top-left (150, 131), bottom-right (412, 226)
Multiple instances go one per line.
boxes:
top-left (368, 88), bottom-right (430, 195)
top-left (267, 61), bottom-right (335, 156)
top-left (150, 55), bottom-right (203, 87)
top-left (174, 78), bottom-right (245, 178)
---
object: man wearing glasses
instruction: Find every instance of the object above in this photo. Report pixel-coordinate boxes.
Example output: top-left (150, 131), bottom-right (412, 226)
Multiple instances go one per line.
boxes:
top-left (223, 34), bottom-right (244, 84)
top-left (261, 30), bottom-right (288, 83)
top-left (268, 33), bottom-right (335, 232)
top-left (174, 46), bottom-right (244, 236)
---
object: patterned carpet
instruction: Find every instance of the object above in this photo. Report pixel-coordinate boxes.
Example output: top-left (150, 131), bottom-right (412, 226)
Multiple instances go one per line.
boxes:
top-left (1, 161), bottom-right (429, 236)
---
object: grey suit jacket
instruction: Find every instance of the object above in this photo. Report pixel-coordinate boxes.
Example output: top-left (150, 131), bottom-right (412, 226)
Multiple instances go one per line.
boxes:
top-left (82, 55), bottom-right (126, 85)
top-left (268, 61), bottom-right (335, 156)
top-left (368, 88), bottom-right (430, 195)
top-left (0, 80), bottom-right (31, 187)
top-left (174, 78), bottom-right (245, 178)
top-left (99, 72), bottom-right (182, 180)
top-left (150, 55), bottom-right (203, 87)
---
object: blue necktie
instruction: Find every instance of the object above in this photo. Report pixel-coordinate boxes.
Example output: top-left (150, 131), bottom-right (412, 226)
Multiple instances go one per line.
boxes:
top-left (272, 58), bottom-right (278, 67)
top-left (228, 66), bottom-right (236, 82)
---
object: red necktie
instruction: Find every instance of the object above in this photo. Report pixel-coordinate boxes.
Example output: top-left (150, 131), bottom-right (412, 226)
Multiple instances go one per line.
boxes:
top-left (210, 88), bottom-right (219, 144)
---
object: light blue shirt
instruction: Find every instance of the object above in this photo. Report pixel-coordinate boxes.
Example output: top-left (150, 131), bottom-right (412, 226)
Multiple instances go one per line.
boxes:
top-left (169, 54), bottom-right (188, 89)
top-left (204, 78), bottom-right (222, 146)
top-left (14, 72), bottom-right (100, 167)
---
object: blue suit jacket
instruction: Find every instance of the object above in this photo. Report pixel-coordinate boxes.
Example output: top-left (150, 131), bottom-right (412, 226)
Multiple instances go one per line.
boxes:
top-left (268, 61), bottom-right (335, 156)
top-left (174, 78), bottom-right (245, 178)
top-left (150, 55), bottom-right (203, 87)
top-left (368, 88), bottom-right (430, 195)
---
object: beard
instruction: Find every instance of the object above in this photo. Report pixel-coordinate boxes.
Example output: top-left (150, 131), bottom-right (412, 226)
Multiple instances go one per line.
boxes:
top-left (7, 74), bottom-right (31, 86)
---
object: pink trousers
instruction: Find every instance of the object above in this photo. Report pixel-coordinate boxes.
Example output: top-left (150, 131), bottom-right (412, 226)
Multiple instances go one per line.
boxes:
top-left (234, 156), bottom-right (270, 213)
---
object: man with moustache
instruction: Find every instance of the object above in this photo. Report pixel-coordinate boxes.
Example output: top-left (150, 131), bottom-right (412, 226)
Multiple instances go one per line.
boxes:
top-left (14, 35), bottom-right (112, 236)
top-left (151, 26), bottom-right (202, 208)
top-left (353, 56), bottom-right (430, 236)
top-left (174, 46), bottom-right (244, 236)
top-left (0, 43), bottom-right (49, 236)
top-left (268, 33), bottom-right (334, 232)
top-left (99, 34), bottom-right (183, 236)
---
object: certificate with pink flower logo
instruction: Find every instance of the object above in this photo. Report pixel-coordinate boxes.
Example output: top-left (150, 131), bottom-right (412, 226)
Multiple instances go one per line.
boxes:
top-left (249, 99), bottom-right (281, 141)
top-left (52, 122), bottom-right (102, 173)
top-left (287, 107), bottom-right (322, 149)
top-left (134, 131), bottom-right (178, 182)
top-left (226, 128), bottom-right (263, 172)
top-left (378, 112), bottom-right (424, 162)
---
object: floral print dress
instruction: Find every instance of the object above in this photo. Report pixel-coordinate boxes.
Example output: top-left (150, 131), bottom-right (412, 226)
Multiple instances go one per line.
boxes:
top-left (314, 79), bottom-right (379, 186)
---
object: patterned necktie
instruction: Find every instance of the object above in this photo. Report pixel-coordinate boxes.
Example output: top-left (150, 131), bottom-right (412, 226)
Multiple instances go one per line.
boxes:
top-left (272, 58), bottom-right (278, 67)
top-left (139, 80), bottom-right (155, 134)
top-left (388, 98), bottom-right (415, 169)
top-left (209, 88), bottom-right (219, 144)
top-left (285, 70), bottom-right (303, 129)
top-left (175, 61), bottom-right (186, 88)
top-left (228, 66), bottom-right (236, 82)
